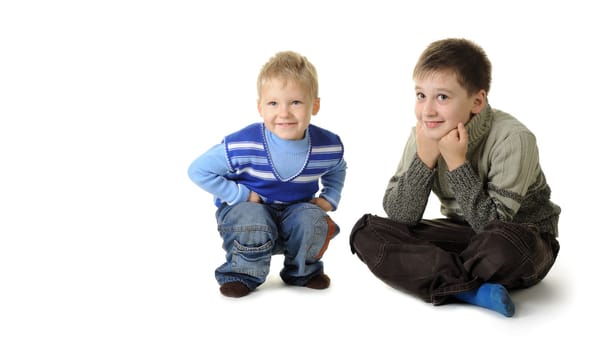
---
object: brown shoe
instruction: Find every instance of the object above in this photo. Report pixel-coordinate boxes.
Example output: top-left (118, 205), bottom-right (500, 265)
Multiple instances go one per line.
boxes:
top-left (219, 282), bottom-right (251, 298)
top-left (304, 273), bottom-right (330, 289)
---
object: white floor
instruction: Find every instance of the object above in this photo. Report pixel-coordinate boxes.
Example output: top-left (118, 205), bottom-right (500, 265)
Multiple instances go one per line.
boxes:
top-left (1, 1), bottom-right (601, 349)
top-left (0, 190), bottom-right (591, 349)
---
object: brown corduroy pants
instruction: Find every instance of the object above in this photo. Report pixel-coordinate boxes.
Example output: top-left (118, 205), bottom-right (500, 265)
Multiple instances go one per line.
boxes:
top-left (350, 214), bottom-right (559, 305)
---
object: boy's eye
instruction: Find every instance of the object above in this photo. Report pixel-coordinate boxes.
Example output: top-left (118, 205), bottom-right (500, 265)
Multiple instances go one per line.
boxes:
top-left (416, 92), bottom-right (425, 100)
top-left (437, 94), bottom-right (448, 101)
top-left (292, 100), bottom-right (303, 105)
top-left (267, 101), bottom-right (277, 106)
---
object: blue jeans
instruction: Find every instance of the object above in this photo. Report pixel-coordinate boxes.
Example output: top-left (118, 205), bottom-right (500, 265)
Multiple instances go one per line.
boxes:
top-left (214, 201), bottom-right (339, 290)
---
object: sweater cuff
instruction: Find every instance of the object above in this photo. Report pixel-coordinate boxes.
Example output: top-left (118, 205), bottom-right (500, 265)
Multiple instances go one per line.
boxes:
top-left (446, 161), bottom-right (479, 189)
top-left (408, 154), bottom-right (436, 188)
top-left (227, 184), bottom-right (251, 205)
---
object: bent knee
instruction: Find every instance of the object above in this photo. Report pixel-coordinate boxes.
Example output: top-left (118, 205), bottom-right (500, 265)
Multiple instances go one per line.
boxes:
top-left (309, 215), bottom-right (340, 260)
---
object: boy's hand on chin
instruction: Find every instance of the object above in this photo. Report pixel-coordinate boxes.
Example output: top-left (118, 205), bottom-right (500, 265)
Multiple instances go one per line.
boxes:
top-left (415, 120), bottom-right (440, 169)
top-left (439, 122), bottom-right (468, 171)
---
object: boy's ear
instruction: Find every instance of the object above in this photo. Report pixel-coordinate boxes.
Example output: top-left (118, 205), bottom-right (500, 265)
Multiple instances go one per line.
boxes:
top-left (312, 98), bottom-right (321, 115)
top-left (471, 90), bottom-right (487, 114)
top-left (257, 100), bottom-right (262, 114)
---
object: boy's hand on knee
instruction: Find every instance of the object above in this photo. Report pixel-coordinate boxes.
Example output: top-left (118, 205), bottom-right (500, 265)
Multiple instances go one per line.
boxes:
top-left (248, 191), bottom-right (263, 203)
top-left (310, 197), bottom-right (333, 212)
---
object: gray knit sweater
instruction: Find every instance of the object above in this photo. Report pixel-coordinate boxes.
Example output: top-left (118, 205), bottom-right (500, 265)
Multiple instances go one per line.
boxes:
top-left (383, 104), bottom-right (561, 236)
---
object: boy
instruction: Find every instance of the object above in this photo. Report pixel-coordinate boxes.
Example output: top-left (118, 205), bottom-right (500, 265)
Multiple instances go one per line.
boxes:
top-left (188, 51), bottom-right (346, 298)
top-left (349, 38), bottom-right (560, 317)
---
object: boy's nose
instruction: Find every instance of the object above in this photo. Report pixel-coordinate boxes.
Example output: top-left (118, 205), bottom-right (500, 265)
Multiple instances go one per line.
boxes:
top-left (277, 106), bottom-right (290, 117)
top-left (422, 100), bottom-right (436, 117)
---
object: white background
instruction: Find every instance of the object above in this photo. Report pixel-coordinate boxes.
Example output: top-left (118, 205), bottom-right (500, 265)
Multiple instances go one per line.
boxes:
top-left (1, 0), bottom-right (601, 349)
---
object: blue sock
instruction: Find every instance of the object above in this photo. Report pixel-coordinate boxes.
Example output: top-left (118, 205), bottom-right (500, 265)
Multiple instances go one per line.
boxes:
top-left (453, 283), bottom-right (515, 317)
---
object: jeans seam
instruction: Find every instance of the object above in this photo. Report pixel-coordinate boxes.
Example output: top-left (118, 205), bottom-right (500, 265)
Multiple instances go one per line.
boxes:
top-left (366, 217), bottom-right (389, 272)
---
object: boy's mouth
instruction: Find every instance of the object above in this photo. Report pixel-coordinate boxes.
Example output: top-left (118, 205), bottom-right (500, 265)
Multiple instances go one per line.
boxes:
top-left (424, 121), bottom-right (443, 129)
top-left (277, 122), bottom-right (297, 127)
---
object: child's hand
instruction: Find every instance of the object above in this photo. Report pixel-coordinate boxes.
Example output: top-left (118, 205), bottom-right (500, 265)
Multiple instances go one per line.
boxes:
top-left (415, 120), bottom-right (440, 169)
top-left (248, 191), bottom-right (262, 203)
top-left (438, 122), bottom-right (468, 171)
top-left (310, 197), bottom-right (333, 212)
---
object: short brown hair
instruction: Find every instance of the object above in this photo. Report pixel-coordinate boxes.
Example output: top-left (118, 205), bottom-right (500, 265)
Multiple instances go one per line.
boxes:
top-left (413, 38), bottom-right (491, 95)
top-left (257, 51), bottom-right (319, 99)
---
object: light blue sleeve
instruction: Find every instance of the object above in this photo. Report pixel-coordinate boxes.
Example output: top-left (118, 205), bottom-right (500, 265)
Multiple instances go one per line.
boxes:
top-left (319, 158), bottom-right (347, 211)
top-left (187, 143), bottom-right (251, 205)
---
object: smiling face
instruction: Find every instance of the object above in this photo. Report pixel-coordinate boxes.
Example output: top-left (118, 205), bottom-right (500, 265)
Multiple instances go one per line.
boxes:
top-left (257, 77), bottom-right (320, 140)
top-left (414, 70), bottom-right (486, 141)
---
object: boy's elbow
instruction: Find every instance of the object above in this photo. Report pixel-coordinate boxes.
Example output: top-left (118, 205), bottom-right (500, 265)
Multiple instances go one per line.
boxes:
top-left (187, 164), bottom-right (200, 183)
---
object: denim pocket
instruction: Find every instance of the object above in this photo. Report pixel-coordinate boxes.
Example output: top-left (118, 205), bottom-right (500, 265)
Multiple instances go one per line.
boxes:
top-left (231, 239), bottom-right (273, 278)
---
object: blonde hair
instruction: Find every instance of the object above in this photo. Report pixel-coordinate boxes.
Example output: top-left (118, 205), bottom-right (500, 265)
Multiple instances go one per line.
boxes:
top-left (257, 51), bottom-right (319, 99)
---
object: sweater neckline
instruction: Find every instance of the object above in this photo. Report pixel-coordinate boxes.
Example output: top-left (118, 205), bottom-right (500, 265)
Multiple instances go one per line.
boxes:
top-left (466, 104), bottom-right (493, 153)
top-left (261, 123), bottom-right (311, 182)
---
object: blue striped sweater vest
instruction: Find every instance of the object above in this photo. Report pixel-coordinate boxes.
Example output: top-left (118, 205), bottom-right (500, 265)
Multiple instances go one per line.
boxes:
top-left (221, 123), bottom-right (344, 205)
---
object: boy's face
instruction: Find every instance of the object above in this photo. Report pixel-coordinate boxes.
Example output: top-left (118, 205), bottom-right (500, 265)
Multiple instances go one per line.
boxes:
top-left (257, 78), bottom-right (319, 140)
top-left (414, 71), bottom-right (485, 141)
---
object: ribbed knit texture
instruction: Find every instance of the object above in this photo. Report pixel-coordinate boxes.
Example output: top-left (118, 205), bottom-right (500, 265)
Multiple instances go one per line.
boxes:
top-left (264, 128), bottom-right (309, 179)
top-left (383, 105), bottom-right (561, 235)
